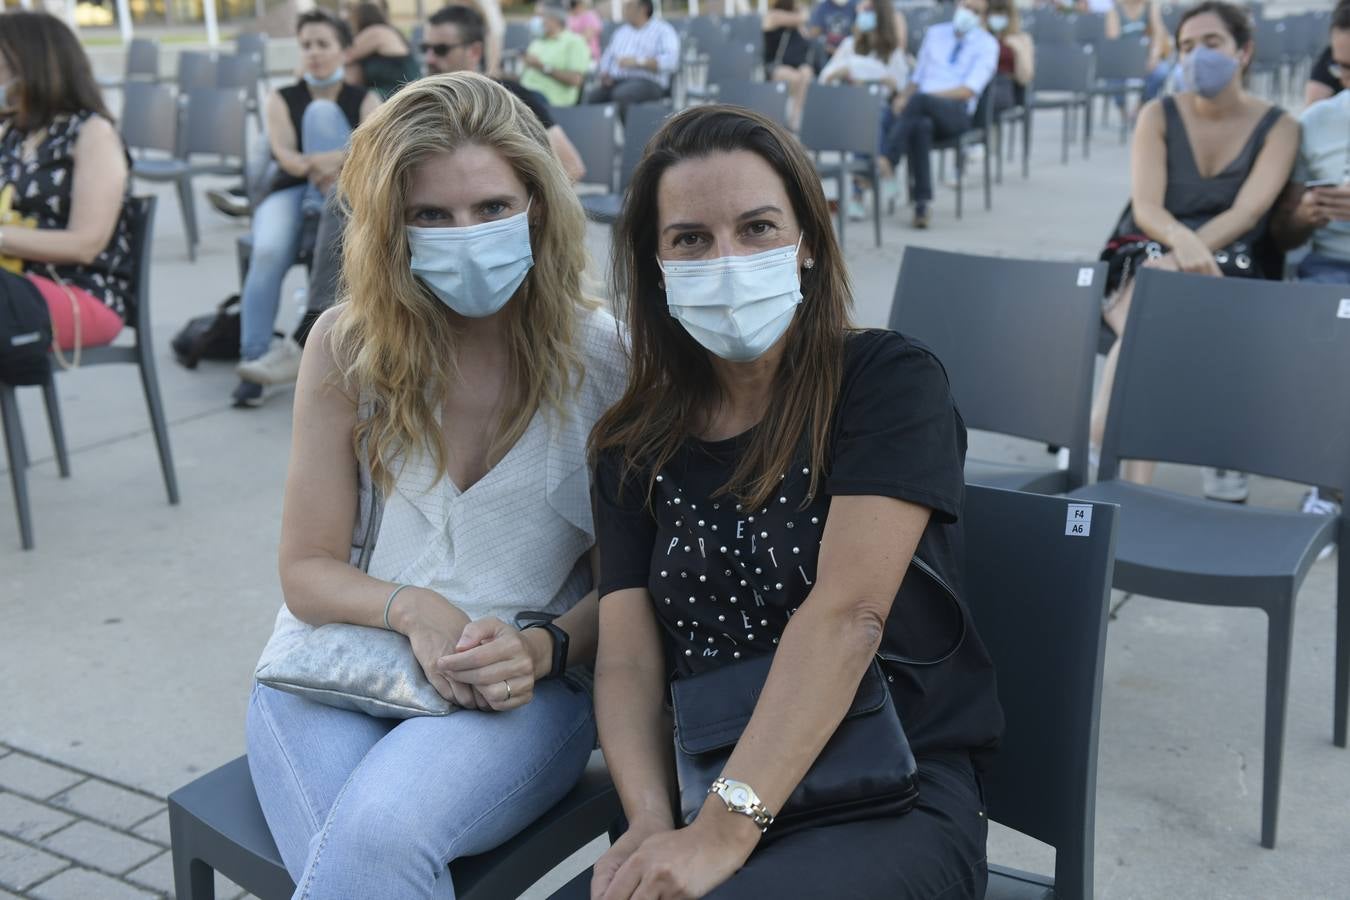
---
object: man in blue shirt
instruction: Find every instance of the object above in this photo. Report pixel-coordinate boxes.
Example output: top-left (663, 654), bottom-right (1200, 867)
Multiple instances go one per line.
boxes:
top-left (878, 0), bottom-right (998, 228)
top-left (806, 0), bottom-right (859, 61)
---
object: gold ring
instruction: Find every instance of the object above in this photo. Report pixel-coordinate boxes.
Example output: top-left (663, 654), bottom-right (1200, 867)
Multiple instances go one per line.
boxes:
top-left (503, 680), bottom-right (512, 700)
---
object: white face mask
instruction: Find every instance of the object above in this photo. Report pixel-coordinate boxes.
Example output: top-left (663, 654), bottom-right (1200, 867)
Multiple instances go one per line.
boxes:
top-left (407, 205), bottom-right (534, 318)
top-left (660, 239), bottom-right (803, 363)
top-left (952, 6), bottom-right (982, 35)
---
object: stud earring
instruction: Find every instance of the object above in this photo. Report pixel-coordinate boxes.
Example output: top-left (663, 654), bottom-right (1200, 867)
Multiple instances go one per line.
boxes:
top-left (803, 258), bottom-right (815, 270)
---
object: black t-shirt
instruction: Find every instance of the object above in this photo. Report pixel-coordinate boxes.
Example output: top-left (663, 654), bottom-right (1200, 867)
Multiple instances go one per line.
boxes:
top-left (594, 329), bottom-right (1003, 765)
top-left (1311, 46), bottom-right (1341, 95)
top-left (497, 77), bottom-right (556, 129)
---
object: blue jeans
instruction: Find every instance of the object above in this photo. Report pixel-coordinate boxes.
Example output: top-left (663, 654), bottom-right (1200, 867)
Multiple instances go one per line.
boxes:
top-left (1296, 251), bottom-right (1350, 283)
top-left (246, 681), bottom-right (596, 899)
top-left (240, 100), bottom-right (352, 361)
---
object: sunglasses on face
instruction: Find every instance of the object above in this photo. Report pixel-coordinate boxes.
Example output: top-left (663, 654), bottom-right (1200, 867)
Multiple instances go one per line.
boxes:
top-left (420, 41), bottom-right (467, 57)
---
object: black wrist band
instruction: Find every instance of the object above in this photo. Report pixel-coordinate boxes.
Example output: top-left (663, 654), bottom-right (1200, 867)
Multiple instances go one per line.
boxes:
top-left (522, 621), bottom-right (568, 679)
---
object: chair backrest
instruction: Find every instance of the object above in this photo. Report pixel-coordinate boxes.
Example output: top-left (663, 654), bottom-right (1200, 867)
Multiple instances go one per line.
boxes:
top-left (504, 21), bottom-right (533, 53)
top-left (1101, 268), bottom-right (1350, 493)
top-left (235, 32), bottom-right (268, 72)
top-left (410, 23), bottom-right (426, 51)
top-left (726, 15), bottom-right (763, 56)
top-left (123, 196), bottom-right (157, 333)
top-left (176, 50), bottom-right (218, 92)
top-left (550, 103), bottom-right (620, 191)
top-left (1033, 13), bottom-right (1078, 46)
top-left (963, 485), bottom-right (1118, 900)
top-left (1075, 11), bottom-right (1107, 47)
top-left (889, 247), bottom-right (1104, 489)
top-left (215, 53), bottom-right (260, 90)
top-left (120, 82), bottom-right (177, 154)
top-left (704, 40), bottom-right (759, 87)
top-left (1031, 42), bottom-right (1094, 93)
top-left (180, 88), bottom-right (248, 158)
top-left (687, 15), bottom-right (729, 53)
top-left (1253, 20), bottom-right (1286, 66)
top-left (1094, 37), bottom-right (1150, 81)
top-left (125, 37), bottom-right (160, 81)
top-left (798, 82), bottom-right (886, 155)
top-left (619, 102), bottom-right (674, 189)
top-left (715, 79), bottom-right (791, 128)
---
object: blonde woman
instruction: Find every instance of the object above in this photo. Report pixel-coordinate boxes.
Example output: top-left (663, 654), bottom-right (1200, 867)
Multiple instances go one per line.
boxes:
top-left (245, 72), bottom-right (626, 897)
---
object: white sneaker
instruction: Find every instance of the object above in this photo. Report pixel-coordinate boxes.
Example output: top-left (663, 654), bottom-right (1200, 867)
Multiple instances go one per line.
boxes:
top-left (847, 197), bottom-right (866, 222)
top-left (236, 337), bottom-right (302, 386)
top-left (1302, 488), bottom-right (1342, 561)
top-left (1202, 468), bottom-right (1249, 503)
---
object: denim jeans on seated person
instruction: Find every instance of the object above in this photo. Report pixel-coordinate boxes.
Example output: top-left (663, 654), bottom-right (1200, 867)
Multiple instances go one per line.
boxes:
top-left (239, 100), bottom-right (352, 362)
top-left (246, 679), bottom-right (595, 899)
top-left (881, 93), bottom-right (971, 206)
top-left (1296, 251), bottom-right (1350, 284)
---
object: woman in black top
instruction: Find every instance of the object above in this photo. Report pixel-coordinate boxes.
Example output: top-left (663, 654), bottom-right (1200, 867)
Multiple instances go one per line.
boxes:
top-left (345, 0), bottom-right (423, 99)
top-left (232, 9), bottom-right (378, 407)
top-left (761, 0), bottom-right (815, 130)
top-left (588, 105), bottom-right (1002, 899)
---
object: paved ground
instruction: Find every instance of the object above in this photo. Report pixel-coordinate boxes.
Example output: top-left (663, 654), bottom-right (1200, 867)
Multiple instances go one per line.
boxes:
top-left (2, 42), bottom-right (1349, 899)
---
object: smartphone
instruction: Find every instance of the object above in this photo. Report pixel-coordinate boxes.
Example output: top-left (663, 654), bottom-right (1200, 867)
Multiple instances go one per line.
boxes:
top-left (1305, 178), bottom-right (1343, 189)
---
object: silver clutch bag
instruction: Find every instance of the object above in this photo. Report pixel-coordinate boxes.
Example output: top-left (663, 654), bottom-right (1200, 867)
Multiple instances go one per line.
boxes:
top-left (254, 606), bottom-right (456, 719)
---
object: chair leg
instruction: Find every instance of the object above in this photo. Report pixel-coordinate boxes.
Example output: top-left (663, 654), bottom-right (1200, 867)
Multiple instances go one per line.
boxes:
top-left (954, 151), bottom-right (964, 219)
top-left (1, 386), bottom-right (35, 550)
top-left (870, 164), bottom-right (881, 248)
top-left (1061, 107), bottom-right (1070, 165)
top-left (983, 136), bottom-right (993, 211)
top-left (1083, 100), bottom-right (1093, 160)
top-left (994, 124), bottom-right (1004, 185)
top-left (1023, 111), bottom-right (1032, 178)
top-left (41, 376), bottom-right (70, 479)
top-left (137, 341), bottom-right (180, 505)
top-left (835, 170), bottom-right (846, 246)
top-left (1260, 601), bottom-right (1295, 849)
top-left (176, 175), bottom-right (199, 262)
top-left (1336, 536), bottom-right (1348, 748)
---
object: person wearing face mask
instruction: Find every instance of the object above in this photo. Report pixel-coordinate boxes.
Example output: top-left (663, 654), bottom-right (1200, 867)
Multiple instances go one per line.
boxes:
top-left (0, 11), bottom-right (133, 386)
top-left (805, 0), bottom-right (861, 63)
top-left (246, 72), bottom-right (626, 897)
top-left (344, 1), bottom-right (422, 100)
top-left (520, 3), bottom-right (592, 107)
top-left (1104, 0), bottom-right (1172, 109)
top-left (984, 0), bottom-right (1034, 117)
top-left (877, 0), bottom-right (999, 228)
top-left (1093, 0), bottom-right (1296, 498)
top-left (588, 105), bottom-right (1002, 900)
top-left (232, 9), bottom-right (379, 406)
top-left (763, 0), bottom-right (817, 130)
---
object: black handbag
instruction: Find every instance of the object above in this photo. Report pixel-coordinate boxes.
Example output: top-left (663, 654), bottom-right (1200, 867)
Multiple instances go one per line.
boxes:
top-left (672, 653), bottom-right (919, 841)
top-left (171, 295), bottom-right (242, 368)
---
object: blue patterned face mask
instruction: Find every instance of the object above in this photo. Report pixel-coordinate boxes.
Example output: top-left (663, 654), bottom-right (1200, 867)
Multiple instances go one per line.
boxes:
top-left (1181, 46), bottom-right (1239, 98)
top-left (303, 66), bottom-right (346, 88)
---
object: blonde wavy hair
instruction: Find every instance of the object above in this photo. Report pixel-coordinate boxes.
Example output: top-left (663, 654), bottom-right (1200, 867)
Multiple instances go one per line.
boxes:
top-left (329, 71), bottom-right (597, 494)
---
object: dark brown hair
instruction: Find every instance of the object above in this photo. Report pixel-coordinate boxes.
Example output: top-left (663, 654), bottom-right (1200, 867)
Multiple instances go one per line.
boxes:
top-left (1175, 1), bottom-right (1252, 49)
top-left (349, 1), bottom-right (389, 35)
top-left (856, 0), bottom-right (900, 62)
top-left (0, 11), bottom-right (111, 132)
top-left (590, 105), bottom-right (853, 511)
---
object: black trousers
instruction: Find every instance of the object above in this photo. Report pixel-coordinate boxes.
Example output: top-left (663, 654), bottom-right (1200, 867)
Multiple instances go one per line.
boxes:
top-left (882, 94), bottom-right (972, 206)
top-left (704, 752), bottom-right (988, 899)
top-left (586, 78), bottom-right (666, 120)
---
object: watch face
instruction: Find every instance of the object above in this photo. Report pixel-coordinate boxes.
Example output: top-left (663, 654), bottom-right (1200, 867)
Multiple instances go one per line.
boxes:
top-left (728, 786), bottom-right (750, 807)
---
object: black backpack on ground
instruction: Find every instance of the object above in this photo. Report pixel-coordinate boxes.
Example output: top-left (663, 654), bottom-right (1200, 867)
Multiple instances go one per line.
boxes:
top-left (171, 295), bottom-right (242, 369)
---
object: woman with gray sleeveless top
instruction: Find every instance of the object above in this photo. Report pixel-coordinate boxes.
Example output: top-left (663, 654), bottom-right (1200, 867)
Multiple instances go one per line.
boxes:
top-left (1105, 0), bottom-right (1174, 104)
top-left (1093, 1), bottom-right (1297, 493)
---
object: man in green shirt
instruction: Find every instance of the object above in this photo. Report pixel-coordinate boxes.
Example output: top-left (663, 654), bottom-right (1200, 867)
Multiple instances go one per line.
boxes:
top-left (519, 4), bottom-right (592, 106)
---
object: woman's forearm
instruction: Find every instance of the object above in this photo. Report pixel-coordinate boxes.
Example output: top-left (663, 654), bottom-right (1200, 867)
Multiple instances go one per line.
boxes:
top-left (1193, 205), bottom-right (1265, 251)
top-left (551, 590), bottom-right (599, 668)
top-left (279, 554), bottom-right (466, 629)
top-left (1132, 202), bottom-right (1193, 245)
top-left (712, 590), bottom-right (881, 818)
top-left (0, 224), bottom-right (109, 267)
top-left (595, 648), bottom-right (677, 826)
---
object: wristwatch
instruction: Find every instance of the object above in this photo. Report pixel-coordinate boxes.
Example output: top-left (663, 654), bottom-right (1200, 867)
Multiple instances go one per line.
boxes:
top-left (519, 617), bottom-right (569, 679)
top-left (542, 63), bottom-right (554, 76)
top-left (709, 777), bottom-right (775, 832)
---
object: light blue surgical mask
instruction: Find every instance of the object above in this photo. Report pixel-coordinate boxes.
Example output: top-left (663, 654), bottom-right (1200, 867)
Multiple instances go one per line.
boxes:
top-left (303, 65), bottom-right (346, 88)
top-left (855, 9), bottom-right (877, 33)
top-left (529, 15), bottom-right (546, 37)
top-left (987, 13), bottom-right (1009, 32)
top-left (407, 205), bottom-right (534, 318)
top-left (952, 6), bottom-right (982, 35)
top-left (0, 80), bottom-right (15, 112)
top-left (660, 239), bottom-right (804, 363)
top-left (1181, 46), bottom-right (1240, 98)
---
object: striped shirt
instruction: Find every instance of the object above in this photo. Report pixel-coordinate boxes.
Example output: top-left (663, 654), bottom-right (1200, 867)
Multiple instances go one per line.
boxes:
top-left (598, 17), bottom-right (681, 88)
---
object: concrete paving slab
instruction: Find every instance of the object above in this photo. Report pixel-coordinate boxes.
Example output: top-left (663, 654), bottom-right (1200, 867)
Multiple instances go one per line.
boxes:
top-left (0, 759), bottom-right (83, 807)
top-left (0, 796), bottom-right (73, 845)
top-left (0, 836), bottom-right (67, 894)
top-left (37, 821), bottom-right (160, 877)
top-left (125, 849), bottom-right (246, 899)
top-left (25, 867), bottom-right (158, 900)
top-left (128, 810), bottom-right (170, 848)
top-left (46, 780), bottom-right (165, 833)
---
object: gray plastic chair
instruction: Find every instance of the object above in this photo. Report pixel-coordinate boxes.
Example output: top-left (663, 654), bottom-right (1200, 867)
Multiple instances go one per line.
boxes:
top-left (235, 32), bottom-right (269, 77)
top-left (168, 750), bottom-right (621, 899)
top-left (1, 197), bottom-right (178, 550)
top-left (176, 50), bottom-right (219, 93)
top-left (547, 485), bottom-right (1120, 900)
top-left (216, 53), bottom-right (264, 122)
top-left (966, 486), bottom-right (1119, 900)
top-left (580, 102), bottom-right (673, 226)
top-left (716, 80), bottom-right (792, 128)
top-left (889, 246), bottom-right (1103, 494)
top-left (99, 37), bottom-right (161, 90)
top-left (1032, 13), bottom-right (1077, 47)
top-left (1068, 268), bottom-right (1350, 849)
top-left (799, 82), bottom-right (886, 247)
top-left (550, 103), bottom-right (621, 192)
top-left (933, 82), bottom-right (996, 218)
top-left (1075, 11), bottom-right (1108, 48)
top-left (685, 40), bottom-right (758, 102)
top-left (1088, 37), bottom-right (1150, 144)
top-left (128, 88), bottom-right (248, 260)
top-left (1031, 44), bottom-right (1095, 163)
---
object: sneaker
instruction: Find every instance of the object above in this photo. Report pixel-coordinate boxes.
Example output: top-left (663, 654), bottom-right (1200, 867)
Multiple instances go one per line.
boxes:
top-left (1302, 488), bottom-right (1342, 561)
top-left (236, 337), bottom-right (302, 386)
top-left (231, 380), bottom-right (264, 408)
top-left (881, 177), bottom-right (900, 214)
top-left (912, 204), bottom-right (930, 229)
top-left (1202, 468), bottom-right (1249, 503)
top-left (207, 188), bottom-right (252, 219)
top-left (847, 197), bottom-right (866, 222)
